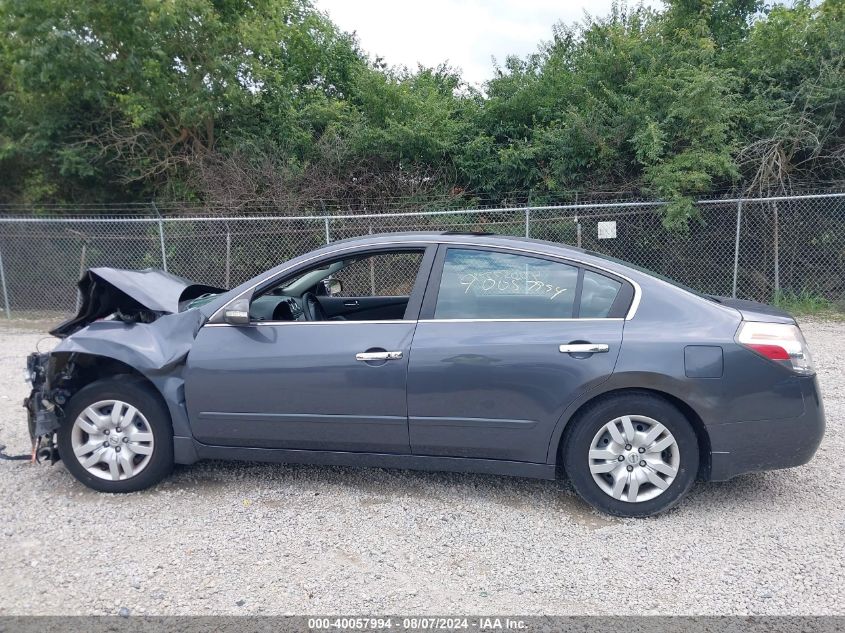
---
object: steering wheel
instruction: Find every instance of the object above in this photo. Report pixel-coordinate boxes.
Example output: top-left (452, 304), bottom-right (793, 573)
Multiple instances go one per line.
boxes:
top-left (301, 291), bottom-right (328, 321)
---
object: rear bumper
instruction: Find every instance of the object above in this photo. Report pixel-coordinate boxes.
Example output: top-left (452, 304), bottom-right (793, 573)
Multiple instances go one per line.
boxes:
top-left (708, 375), bottom-right (826, 481)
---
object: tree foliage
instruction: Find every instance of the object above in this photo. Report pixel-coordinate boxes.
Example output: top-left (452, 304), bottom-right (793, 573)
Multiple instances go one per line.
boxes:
top-left (0, 0), bottom-right (842, 223)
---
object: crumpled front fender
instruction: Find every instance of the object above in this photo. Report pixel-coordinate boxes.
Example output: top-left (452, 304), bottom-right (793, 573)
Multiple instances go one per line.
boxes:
top-left (52, 309), bottom-right (205, 374)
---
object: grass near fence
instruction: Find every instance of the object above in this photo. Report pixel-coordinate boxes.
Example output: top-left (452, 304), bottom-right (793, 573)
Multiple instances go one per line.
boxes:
top-left (773, 289), bottom-right (845, 319)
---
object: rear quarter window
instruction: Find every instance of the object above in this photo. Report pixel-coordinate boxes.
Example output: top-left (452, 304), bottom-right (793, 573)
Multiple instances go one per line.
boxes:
top-left (579, 270), bottom-right (622, 318)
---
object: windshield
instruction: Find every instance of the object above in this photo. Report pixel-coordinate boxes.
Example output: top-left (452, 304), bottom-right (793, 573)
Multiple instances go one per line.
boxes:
top-left (185, 292), bottom-right (222, 310)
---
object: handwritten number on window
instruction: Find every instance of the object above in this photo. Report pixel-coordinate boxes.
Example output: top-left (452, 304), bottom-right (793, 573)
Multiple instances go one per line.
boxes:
top-left (459, 272), bottom-right (567, 300)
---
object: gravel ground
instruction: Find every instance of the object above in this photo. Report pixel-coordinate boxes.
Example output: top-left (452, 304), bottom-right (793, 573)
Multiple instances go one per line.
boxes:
top-left (0, 319), bottom-right (842, 616)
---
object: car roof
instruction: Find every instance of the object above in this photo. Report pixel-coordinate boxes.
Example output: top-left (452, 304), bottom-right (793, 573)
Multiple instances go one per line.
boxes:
top-left (324, 230), bottom-right (586, 255)
top-left (320, 231), bottom-right (625, 273)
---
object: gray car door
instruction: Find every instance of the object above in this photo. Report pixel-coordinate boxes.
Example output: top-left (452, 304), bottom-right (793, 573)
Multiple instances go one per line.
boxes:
top-left (184, 246), bottom-right (435, 454)
top-left (406, 245), bottom-right (629, 463)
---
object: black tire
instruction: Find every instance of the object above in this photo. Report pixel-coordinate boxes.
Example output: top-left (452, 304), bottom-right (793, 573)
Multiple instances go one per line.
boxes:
top-left (563, 392), bottom-right (698, 518)
top-left (57, 377), bottom-right (174, 493)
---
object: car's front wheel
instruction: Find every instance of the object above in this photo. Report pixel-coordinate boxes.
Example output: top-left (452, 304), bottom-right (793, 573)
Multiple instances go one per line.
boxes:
top-left (57, 378), bottom-right (174, 492)
top-left (563, 392), bottom-right (699, 517)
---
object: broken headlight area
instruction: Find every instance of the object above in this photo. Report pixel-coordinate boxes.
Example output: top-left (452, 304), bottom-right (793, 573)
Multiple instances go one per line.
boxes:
top-left (23, 352), bottom-right (73, 465)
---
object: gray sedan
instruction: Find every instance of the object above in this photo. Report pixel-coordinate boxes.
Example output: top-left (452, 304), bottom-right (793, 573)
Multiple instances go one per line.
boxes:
top-left (24, 232), bottom-right (825, 517)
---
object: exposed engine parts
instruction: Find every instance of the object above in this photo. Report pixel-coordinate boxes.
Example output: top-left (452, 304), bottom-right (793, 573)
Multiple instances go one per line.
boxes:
top-left (23, 352), bottom-right (73, 464)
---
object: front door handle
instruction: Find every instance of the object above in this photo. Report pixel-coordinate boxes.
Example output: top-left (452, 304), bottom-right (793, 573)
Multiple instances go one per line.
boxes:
top-left (356, 351), bottom-right (403, 361)
top-left (559, 343), bottom-right (609, 354)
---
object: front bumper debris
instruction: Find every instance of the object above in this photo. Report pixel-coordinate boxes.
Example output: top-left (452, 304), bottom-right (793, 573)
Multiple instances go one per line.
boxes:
top-left (22, 352), bottom-right (65, 464)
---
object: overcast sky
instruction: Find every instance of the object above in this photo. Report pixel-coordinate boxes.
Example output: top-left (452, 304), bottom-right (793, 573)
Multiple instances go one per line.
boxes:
top-left (315, 0), bottom-right (662, 87)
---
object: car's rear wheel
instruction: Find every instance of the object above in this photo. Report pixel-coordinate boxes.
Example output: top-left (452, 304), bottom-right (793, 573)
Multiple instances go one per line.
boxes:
top-left (57, 378), bottom-right (173, 492)
top-left (563, 393), bottom-right (698, 517)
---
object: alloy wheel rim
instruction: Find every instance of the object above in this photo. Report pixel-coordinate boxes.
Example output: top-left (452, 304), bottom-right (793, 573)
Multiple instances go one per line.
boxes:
top-left (70, 399), bottom-right (154, 481)
top-left (588, 415), bottom-right (680, 503)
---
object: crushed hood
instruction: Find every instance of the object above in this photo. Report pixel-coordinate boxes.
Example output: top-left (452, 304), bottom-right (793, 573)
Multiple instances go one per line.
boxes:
top-left (51, 268), bottom-right (224, 338)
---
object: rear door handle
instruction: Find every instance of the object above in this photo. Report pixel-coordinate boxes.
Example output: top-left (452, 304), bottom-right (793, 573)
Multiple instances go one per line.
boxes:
top-left (344, 300), bottom-right (360, 307)
top-left (356, 351), bottom-right (403, 361)
top-left (559, 343), bottom-right (609, 354)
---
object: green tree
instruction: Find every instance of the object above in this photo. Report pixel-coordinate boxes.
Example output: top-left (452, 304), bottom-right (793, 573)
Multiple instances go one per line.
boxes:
top-left (0, 0), bottom-right (842, 218)
top-left (0, 0), bottom-right (363, 201)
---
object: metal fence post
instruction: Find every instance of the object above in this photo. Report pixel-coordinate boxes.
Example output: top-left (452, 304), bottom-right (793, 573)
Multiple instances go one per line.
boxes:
top-left (151, 202), bottom-right (168, 272)
top-left (772, 201), bottom-right (780, 301)
top-left (368, 219), bottom-right (375, 295)
top-left (0, 241), bottom-right (11, 319)
top-left (324, 217), bottom-right (331, 244)
top-left (574, 193), bottom-right (582, 248)
top-left (524, 208), bottom-right (530, 238)
top-left (158, 220), bottom-right (168, 272)
top-left (224, 222), bottom-right (232, 289)
top-left (75, 242), bottom-right (88, 312)
top-left (732, 199), bottom-right (742, 298)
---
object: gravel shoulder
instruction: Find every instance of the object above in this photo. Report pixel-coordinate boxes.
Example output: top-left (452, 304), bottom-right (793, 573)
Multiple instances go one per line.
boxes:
top-left (0, 319), bottom-right (842, 616)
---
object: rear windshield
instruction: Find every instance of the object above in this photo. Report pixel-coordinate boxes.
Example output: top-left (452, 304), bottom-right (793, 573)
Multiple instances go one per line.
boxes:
top-left (585, 250), bottom-right (718, 302)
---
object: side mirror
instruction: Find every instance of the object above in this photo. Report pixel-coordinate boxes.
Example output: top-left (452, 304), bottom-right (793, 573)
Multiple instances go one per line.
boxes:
top-left (222, 298), bottom-right (251, 326)
top-left (325, 278), bottom-right (343, 296)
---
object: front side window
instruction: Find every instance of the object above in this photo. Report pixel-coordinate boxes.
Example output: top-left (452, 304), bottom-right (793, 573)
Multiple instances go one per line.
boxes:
top-left (332, 251), bottom-right (423, 298)
top-left (434, 249), bottom-right (579, 319)
top-left (249, 248), bottom-right (425, 322)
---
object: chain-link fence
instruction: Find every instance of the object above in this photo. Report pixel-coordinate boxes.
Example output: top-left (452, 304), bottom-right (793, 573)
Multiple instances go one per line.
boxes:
top-left (0, 192), bottom-right (843, 318)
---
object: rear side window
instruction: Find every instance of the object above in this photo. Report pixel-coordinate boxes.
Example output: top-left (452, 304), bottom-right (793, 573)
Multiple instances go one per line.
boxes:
top-left (580, 270), bottom-right (622, 318)
top-left (434, 249), bottom-right (578, 319)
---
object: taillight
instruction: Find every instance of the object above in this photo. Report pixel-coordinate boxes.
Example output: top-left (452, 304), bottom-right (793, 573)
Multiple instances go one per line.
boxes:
top-left (736, 321), bottom-right (815, 375)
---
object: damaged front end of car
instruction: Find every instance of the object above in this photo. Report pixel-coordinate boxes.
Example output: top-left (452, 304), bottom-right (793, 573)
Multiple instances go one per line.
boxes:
top-left (23, 351), bottom-right (70, 463)
top-left (22, 267), bottom-right (224, 465)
